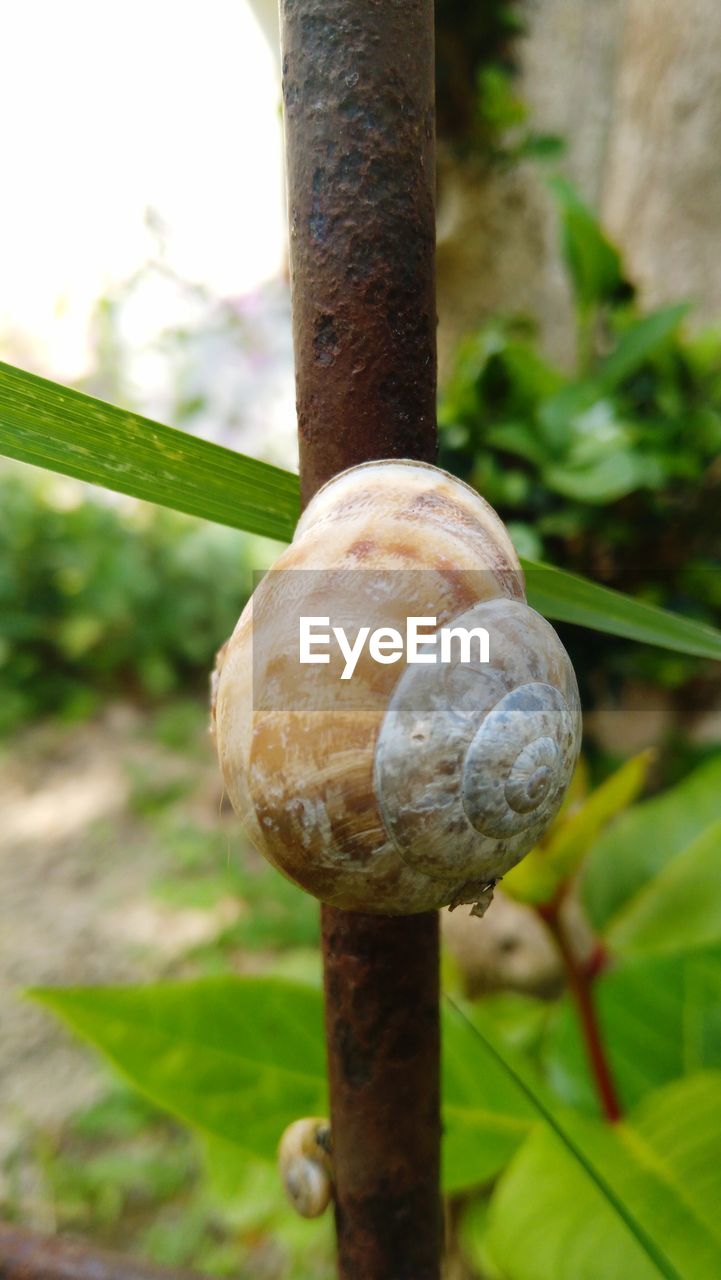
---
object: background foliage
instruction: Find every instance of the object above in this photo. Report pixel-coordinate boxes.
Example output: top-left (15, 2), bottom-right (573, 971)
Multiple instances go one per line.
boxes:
top-left (439, 180), bottom-right (721, 699)
top-left (0, 469), bottom-right (257, 734)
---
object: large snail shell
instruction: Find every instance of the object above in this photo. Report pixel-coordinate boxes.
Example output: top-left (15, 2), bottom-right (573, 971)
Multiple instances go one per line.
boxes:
top-left (213, 460), bottom-right (581, 915)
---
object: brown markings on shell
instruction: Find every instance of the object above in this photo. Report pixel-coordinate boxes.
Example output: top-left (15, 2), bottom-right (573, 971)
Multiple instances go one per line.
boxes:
top-left (249, 709), bottom-right (383, 865)
top-left (384, 540), bottom-right (423, 561)
top-left (247, 710), bottom-right (455, 912)
top-left (347, 538), bottom-right (377, 560)
top-left (404, 490), bottom-right (524, 600)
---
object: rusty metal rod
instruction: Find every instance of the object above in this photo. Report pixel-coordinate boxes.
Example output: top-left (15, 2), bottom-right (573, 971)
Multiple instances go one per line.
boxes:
top-left (280, 0), bottom-right (441, 1275)
top-left (281, 0), bottom-right (438, 502)
top-left (320, 910), bottom-right (441, 1279)
top-left (0, 1224), bottom-right (205, 1280)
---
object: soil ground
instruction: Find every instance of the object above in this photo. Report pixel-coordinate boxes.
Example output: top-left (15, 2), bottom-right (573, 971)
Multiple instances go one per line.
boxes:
top-left (0, 701), bottom-right (231, 1184)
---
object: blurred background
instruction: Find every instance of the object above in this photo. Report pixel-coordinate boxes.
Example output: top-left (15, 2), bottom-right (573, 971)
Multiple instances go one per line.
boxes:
top-left (2, 1), bottom-right (721, 1277)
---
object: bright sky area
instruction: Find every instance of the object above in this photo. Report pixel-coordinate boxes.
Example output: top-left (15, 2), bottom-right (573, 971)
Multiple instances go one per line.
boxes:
top-left (0, 0), bottom-right (286, 380)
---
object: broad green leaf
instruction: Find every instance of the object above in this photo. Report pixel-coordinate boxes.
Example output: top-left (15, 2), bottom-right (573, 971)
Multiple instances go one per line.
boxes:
top-left (598, 305), bottom-right (688, 392)
top-left (549, 177), bottom-right (626, 311)
top-left (3, 359), bottom-right (720, 661)
top-left (481, 1074), bottom-right (721, 1280)
top-left (685, 961), bottom-right (721, 1068)
top-left (543, 949), bottom-right (721, 1115)
top-left (522, 561), bottom-right (721, 662)
top-left (0, 361), bottom-right (300, 542)
top-left (444, 999), bottom-right (682, 1279)
top-left (31, 977), bottom-right (534, 1194)
top-left (35, 976), bottom-right (685, 1271)
top-left (608, 821), bottom-right (721, 956)
top-left (32, 978), bottom-right (328, 1162)
top-left (442, 1003), bottom-right (536, 1191)
top-left (581, 757), bottom-right (721, 930)
top-left (504, 750), bottom-right (653, 905)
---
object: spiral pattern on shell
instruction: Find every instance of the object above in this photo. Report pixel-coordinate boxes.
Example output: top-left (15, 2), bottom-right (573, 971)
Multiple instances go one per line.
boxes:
top-left (375, 597), bottom-right (581, 890)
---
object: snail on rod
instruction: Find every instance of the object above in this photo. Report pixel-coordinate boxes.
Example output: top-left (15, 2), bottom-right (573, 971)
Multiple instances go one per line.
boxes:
top-left (212, 460), bottom-right (581, 917)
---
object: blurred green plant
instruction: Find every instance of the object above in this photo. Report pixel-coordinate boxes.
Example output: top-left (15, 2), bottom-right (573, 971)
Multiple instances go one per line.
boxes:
top-left (435, 0), bottom-right (562, 162)
top-left (439, 179), bottom-right (721, 693)
top-left (0, 470), bottom-right (257, 734)
top-left (151, 814), bottom-right (320, 959)
top-left (33, 751), bottom-right (721, 1278)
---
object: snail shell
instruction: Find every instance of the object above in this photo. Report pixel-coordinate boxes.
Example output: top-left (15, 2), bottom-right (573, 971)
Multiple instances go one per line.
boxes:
top-left (278, 1117), bottom-right (333, 1218)
top-left (213, 460), bottom-right (581, 915)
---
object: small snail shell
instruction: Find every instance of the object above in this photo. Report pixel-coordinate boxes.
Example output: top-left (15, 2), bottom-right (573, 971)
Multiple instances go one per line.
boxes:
top-left (213, 460), bottom-right (581, 915)
top-left (278, 1117), bottom-right (333, 1218)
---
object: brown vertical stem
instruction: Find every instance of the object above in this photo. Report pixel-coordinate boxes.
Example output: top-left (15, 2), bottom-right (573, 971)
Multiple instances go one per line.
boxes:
top-left (279, 0), bottom-right (441, 1275)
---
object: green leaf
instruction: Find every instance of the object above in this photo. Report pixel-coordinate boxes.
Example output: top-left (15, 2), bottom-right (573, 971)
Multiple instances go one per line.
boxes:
top-left (608, 821), bottom-right (721, 957)
top-left (481, 1074), bottom-right (721, 1280)
top-left (32, 978), bottom-right (328, 1162)
top-left (545, 750), bottom-right (654, 882)
top-left (543, 949), bottom-right (721, 1115)
top-left (35, 977), bottom-right (694, 1272)
top-left (581, 757), bottom-right (721, 931)
top-left (31, 977), bottom-right (534, 1195)
top-left (522, 561), bottom-right (721, 662)
top-left (598, 305), bottom-right (688, 392)
top-left (543, 451), bottom-right (648, 504)
top-left (442, 1003), bottom-right (536, 1191)
top-left (536, 306), bottom-right (685, 455)
top-left (444, 999), bottom-right (682, 1279)
top-left (2, 360), bottom-right (720, 663)
top-left (0, 361), bottom-right (300, 542)
top-left (485, 422), bottom-right (546, 467)
top-left (549, 177), bottom-right (626, 310)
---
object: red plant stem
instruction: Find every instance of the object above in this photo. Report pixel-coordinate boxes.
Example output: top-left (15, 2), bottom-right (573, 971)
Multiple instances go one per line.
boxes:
top-left (541, 903), bottom-right (622, 1124)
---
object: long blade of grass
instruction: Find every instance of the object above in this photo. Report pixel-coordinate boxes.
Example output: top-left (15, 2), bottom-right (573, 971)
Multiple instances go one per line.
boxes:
top-left (1, 360), bottom-right (720, 661)
top-left (523, 559), bottom-right (721, 662)
top-left (0, 361), bottom-right (300, 542)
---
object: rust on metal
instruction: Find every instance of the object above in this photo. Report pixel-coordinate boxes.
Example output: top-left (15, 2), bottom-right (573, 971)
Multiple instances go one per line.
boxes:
top-left (0, 1224), bottom-right (204, 1280)
top-left (321, 908), bottom-right (441, 1279)
top-left (280, 0), bottom-right (438, 505)
top-left (280, 0), bottom-right (442, 1275)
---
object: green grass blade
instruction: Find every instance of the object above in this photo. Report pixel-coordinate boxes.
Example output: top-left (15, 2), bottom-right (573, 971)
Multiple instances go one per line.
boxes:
top-left (0, 361), bottom-right (300, 542)
top-left (523, 559), bottom-right (721, 662)
top-left (1, 360), bottom-right (719, 661)
top-left (445, 997), bottom-right (681, 1280)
